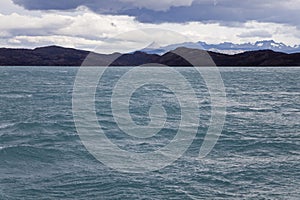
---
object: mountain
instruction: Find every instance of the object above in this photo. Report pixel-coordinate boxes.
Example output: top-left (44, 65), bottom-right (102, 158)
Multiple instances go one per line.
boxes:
top-left (0, 46), bottom-right (122, 66)
top-left (1, 45), bottom-right (300, 66)
top-left (0, 46), bottom-right (89, 66)
top-left (140, 42), bottom-right (203, 55)
top-left (200, 40), bottom-right (300, 54)
top-left (140, 42), bottom-right (165, 55)
top-left (209, 50), bottom-right (300, 66)
top-left (141, 40), bottom-right (300, 55)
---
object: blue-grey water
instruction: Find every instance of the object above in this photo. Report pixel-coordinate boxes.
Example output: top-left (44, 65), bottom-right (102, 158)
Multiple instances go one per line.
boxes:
top-left (0, 67), bottom-right (299, 199)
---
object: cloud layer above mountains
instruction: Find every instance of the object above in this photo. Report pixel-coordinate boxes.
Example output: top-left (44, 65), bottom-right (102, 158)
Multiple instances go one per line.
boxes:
top-left (12, 0), bottom-right (300, 26)
top-left (0, 0), bottom-right (299, 53)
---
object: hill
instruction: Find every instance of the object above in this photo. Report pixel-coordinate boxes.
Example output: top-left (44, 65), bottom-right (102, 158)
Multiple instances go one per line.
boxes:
top-left (1, 46), bottom-right (300, 66)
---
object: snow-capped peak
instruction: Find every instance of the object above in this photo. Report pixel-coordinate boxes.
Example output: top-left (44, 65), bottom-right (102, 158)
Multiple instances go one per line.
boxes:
top-left (145, 41), bottom-right (162, 50)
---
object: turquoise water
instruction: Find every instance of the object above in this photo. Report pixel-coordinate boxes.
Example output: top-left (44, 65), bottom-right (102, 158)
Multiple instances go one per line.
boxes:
top-left (0, 67), bottom-right (299, 199)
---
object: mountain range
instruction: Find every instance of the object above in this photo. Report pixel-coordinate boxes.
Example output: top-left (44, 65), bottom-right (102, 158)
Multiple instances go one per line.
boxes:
top-left (1, 44), bottom-right (300, 66)
top-left (141, 40), bottom-right (300, 55)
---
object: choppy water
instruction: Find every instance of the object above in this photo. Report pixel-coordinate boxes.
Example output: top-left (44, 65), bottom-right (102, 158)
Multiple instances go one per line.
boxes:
top-left (0, 67), bottom-right (299, 199)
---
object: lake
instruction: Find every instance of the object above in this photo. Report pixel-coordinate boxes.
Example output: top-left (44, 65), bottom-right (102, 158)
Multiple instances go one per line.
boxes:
top-left (0, 67), bottom-right (299, 199)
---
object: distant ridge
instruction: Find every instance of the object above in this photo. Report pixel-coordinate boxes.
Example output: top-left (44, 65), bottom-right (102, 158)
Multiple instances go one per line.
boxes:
top-left (1, 45), bottom-right (300, 66)
top-left (0, 46), bottom-right (89, 66)
top-left (140, 40), bottom-right (300, 55)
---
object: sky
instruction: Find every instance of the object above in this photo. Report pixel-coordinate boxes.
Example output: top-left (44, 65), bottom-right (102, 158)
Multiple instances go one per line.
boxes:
top-left (1, 0), bottom-right (300, 53)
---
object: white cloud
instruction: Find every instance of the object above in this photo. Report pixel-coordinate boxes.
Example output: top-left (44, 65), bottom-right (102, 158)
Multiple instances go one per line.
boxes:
top-left (238, 30), bottom-right (272, 38)
top-left (0, 13), bottom-right (71, 30)
top-left (56, 11), bottom-right (139, 39)
top-left (278, 0), bottom-right (300, 10)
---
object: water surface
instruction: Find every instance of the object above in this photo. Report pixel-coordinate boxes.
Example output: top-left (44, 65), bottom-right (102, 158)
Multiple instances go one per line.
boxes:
top-left (0, 67), bottom-right (299, 199)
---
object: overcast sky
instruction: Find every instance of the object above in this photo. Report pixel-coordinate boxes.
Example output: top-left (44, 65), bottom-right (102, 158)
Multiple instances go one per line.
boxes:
top-left (1, 0), bottom-right (300, 53)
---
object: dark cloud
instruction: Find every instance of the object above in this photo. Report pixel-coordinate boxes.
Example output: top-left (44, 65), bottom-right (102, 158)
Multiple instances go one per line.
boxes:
top-left (13, 0), bottom-right (86, 10)
top-left (12, 0), bottom-right (127, 12)
top-left (12, 0), bottom-right (300, 26)
top-left (121, 0), bottom-right (300, 26)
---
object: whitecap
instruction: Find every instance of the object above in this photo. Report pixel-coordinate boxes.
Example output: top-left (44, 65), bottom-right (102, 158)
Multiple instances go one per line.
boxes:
top-left (248, 107), bottom-right (273, 112)
top-left (0, 123), bottom-right (15, 129)
top-left (0, 94), bottom-right (32, 99)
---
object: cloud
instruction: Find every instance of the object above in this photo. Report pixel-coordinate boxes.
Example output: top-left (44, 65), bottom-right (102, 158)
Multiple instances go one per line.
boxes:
top-left (11, 0), bottom-right (300, 27)
top-left (12, 0), bottom-right (87, 10)
top-left (11, 0), bottom-right (192, 12)
top-left (119, 0), bottom-right (194, 11)
top-left (238, 30), bottom-right (273, 38)
top-left (1, 5), bottom-right (300, 53)
top-left (0, 0), bottom-right (299, 53)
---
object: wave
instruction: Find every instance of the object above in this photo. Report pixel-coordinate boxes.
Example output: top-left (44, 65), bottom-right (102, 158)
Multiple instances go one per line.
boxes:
top-left (0, 122), bottom-right (16, 129)
top-left (0, 94), bottom-right (32, 99)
